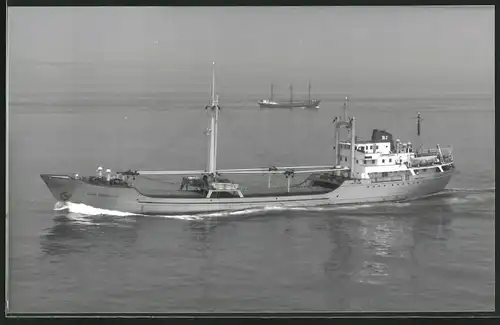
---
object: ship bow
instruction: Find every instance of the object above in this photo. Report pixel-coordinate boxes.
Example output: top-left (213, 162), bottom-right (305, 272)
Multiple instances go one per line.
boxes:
top-left (40, 174), bottom-right (78, 202)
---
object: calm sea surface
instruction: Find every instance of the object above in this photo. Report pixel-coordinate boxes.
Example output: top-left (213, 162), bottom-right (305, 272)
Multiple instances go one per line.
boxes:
top-left (7, 63), bottom-right (495, 313)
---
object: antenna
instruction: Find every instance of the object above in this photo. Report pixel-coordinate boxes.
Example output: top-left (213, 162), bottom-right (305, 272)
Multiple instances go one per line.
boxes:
top-left (343, 96), bottom-right (348, 121)
top-left (211, 61), bottom-right (216, 106)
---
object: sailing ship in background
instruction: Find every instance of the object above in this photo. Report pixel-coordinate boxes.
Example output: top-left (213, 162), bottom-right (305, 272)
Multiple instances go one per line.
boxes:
top-left (258, 82), bottom-right (321, 109)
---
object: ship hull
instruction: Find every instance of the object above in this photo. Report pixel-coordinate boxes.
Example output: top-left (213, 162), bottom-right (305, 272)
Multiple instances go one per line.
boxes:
top-left (40, 169), bottom-right (453, 215)
top-left (258, 100), bottom-right (321, 109)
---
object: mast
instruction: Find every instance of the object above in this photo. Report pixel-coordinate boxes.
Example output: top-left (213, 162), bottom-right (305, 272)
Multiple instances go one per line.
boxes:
top-left (207, 61), bottom-right (220, 175)
top-left (205, 126), bottom-right (210, 172)
top-left (333, 97), bottom-right (350, 166)
top-left (333, 117), bottom-right (339, 166)
top-left (417, 112), bottom-right (421, 136)
top-left (270, 83), bottom-right (274, 101)
top-left (290, 84), bottom-right (293, 107)
top-left (417, 111), bottom-right (422, 153)
top-left (214, 94), bottom-right (219, 171)
top-left (350, 116), bottom-right (356, 179)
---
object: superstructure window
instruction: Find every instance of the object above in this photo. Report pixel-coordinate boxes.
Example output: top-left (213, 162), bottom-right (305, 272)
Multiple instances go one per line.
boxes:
top-left (389, 159), bottom-right (392, 163)
top-left (364, 160), bottom-right (367, 164)
top-left (382, 159), bottom-right (385, 163)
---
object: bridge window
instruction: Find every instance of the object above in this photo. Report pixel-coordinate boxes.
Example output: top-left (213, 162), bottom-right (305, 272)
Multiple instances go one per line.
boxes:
top-left (382, 159), bottom-right (385, 163)
top-left (389, 159), bottom-right (392, 163)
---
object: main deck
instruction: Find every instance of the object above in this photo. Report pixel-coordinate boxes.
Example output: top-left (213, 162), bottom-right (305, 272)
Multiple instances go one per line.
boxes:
top-left (80, 175), bottom-right (336, 199)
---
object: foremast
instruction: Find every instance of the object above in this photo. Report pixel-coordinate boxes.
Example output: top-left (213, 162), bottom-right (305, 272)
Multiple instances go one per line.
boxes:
top-left (206, 61), bottom-right (220, 175)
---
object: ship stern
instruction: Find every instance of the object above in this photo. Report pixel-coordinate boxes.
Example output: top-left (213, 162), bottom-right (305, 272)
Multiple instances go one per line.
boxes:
top-left (40, 174), bottom-right (78, 202)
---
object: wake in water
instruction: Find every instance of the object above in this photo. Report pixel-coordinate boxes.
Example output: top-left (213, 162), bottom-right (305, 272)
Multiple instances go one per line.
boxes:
top-left (63, 202), bottom-right (139, 217)
top-left (53, 187), bottom-right (494, 221)
top-left (53, 201), bottom-right (140, 226)
top-left (444, 187), bottom-right (495, 193)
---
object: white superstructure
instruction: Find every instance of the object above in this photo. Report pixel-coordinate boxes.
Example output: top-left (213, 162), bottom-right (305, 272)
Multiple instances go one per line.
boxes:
top-left (333, 99), bottom-right (453, 184)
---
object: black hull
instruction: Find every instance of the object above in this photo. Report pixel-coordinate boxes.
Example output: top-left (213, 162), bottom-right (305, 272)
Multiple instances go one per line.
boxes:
top-left (258, 100), bottom-right (321, 109)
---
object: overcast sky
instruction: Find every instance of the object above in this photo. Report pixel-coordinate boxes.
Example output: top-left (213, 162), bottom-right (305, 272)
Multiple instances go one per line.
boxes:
top-left (7, 6), bottom-right (494, 94)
